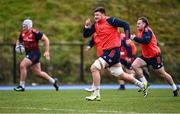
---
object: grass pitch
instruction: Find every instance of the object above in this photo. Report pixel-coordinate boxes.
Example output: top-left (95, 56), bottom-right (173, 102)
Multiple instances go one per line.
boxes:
top-left (0, 89), bottom-right (179, 113)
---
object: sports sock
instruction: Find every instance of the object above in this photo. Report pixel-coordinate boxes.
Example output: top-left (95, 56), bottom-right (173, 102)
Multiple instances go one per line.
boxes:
top-left (49, 78), bottom-right (55, 84)
top-left (94, 86), bottom-right (100, 96)
top-left (20, 81), bottom-right (25, 88)
top-left (140, 76), bottom-right (148, 83)
top-left (134, 79), bottom-right (144, 89)
top-left (172, 84), bottom-right (177, 91)
top-left (91, 83), bottom-right (95, 90)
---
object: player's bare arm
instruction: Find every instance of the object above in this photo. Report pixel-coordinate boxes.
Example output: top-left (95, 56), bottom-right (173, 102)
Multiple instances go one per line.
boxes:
top-left (41, 34), bottom-right (50, 60)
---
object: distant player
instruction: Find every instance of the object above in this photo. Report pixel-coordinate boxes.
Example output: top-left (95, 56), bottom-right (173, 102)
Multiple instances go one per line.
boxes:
top-left (83, 7), bottom-right (148, 101)
top-left (118, 33), bottom-right (137, 90)
top-left (14, 19), bottom-right (59, 91)
top-left (118, 33), bottom-right (150, 90)
top-left (131, 17), bottom-right (179, 96)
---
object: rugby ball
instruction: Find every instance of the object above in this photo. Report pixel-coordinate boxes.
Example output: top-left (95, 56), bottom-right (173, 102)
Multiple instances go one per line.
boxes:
top-left (15, 44), bottom-right (25, 53)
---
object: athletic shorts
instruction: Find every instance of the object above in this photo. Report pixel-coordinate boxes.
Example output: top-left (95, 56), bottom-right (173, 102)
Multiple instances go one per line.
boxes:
top-left (26, 51), bottom-right (41, 65)
top-left (120, 59), bottom-right (132, 70)
top-left (101, 47), bottom-right (120, 67)
top-left (139, 54), bottom-right (163, 69)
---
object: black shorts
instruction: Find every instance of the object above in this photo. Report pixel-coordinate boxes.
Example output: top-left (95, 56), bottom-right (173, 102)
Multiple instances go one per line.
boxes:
top-left (101, 47), bottom-right (120, 67)
top-left (139, 55), bottom-right (163, 69)
top-left (120, 59), bottom-right (132, 70)
top-left (26, 51), bottom-right (41, 65)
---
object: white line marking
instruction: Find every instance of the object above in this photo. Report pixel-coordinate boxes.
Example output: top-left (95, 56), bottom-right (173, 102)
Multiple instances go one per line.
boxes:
top-left (0, 106), bottom-right (122, 113)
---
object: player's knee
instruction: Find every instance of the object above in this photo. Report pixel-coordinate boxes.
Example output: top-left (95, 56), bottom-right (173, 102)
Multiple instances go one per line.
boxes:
top-left (131, 63), bottom-right (137, 70)
top-left (90, 64), bottom-right (99, 72)
top-left (131, 63), bottom-right (135, 68)
top-left (91, 58), bottom-right (106, 71)
top-left (20, 63), bottom-right (26, 70)
top-left (109, 66), bottom-right (124, 77)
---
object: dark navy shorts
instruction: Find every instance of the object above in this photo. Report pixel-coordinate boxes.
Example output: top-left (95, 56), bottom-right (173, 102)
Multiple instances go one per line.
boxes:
top-left (120, 59), bottom-right (132, 70)
top-left (26, 51), bottom-right (41, 65)
top-left (139, 54), bottom-right (163, 69)
top-left (101, 47), bottom-right (120, 67)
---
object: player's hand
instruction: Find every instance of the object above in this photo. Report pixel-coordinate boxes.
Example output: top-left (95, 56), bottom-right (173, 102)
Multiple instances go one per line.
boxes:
top-left (85, 46), bottom-right (91, 51)
top-left (44, 51), bottom-right (50, 60)
top-left (85, 18), bottom-right (91, 28)
top-left (131, 34), bottom-right (136, 40)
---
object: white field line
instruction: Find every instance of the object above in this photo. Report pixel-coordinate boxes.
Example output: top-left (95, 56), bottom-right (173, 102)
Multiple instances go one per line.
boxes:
top-left (0, 106), bottom-right (123, 113)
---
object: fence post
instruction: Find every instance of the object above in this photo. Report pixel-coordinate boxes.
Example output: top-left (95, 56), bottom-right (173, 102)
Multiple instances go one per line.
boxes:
top-left (13, 44), bottom-right (17, 83)
top-left (80, 44), bottom-right (84, 82)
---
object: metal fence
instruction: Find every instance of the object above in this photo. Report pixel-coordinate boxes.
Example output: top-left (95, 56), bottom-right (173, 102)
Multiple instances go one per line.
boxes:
top-left (0, 42), bottom-right (180, 85)
top-left (0, 43), bottom-right (95, 85)
top-left (0, 43), bottom-right (16, 85)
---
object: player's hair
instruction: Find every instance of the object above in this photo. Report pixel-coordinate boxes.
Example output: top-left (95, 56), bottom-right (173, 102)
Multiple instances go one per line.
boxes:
top-left (138, 17), bottom-right (149, 27)
top-left (94, 7), bottom-right (106, 14)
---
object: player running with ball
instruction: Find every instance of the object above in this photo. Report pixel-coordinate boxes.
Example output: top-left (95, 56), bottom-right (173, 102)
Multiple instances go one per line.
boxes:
top-left (14, 19), bottom-right (59, 91)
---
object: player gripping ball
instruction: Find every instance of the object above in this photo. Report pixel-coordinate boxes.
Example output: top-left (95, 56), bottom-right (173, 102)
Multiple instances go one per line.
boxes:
top-left (15, 44), bottom-right (25, 54)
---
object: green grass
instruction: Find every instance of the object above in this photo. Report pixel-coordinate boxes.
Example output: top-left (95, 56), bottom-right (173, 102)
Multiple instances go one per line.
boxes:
top-left (0, 89), bottom-right (179, 113)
